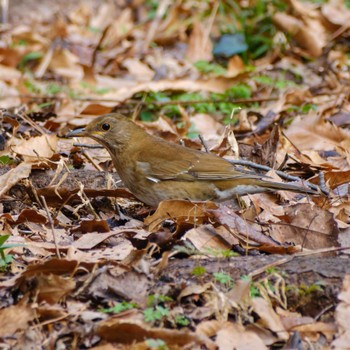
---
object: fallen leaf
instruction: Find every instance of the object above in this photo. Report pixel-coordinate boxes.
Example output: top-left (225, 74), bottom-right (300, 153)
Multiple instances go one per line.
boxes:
top-left (96, 319), bottom-right (216, 349)
top-left (11, 134), bottom-right (58, 160)
top-left (145, 200), bottom-right (217, 232)
top-left (215, 322), bottom-right (267, 350)
top-left (0, 162), bottom-right (31, 197)
top-left (36, 273), bottom-right (76, 304)
top-left (270, 203), bottom-right (339, 249)
top-left (251, 297), bottom-right (289, 341)
top-left (0, 303), bottom-right (35, 338)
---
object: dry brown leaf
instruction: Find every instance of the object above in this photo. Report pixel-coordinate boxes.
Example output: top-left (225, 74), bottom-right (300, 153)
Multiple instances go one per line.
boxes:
top-left (285, 113), bottom-right (350, 155)
top-left (96, 319), bottom-right (216, 349)
top-left (49, 49), bottom-right (83, 79)
top-left (122, 58), bottom-right (155, 82)
top-left (273, 12), bottom-right (325, 57)
top-left (36, 273), bottom-right (76, 304)
top-left (86, 269), bottom-right (149, 306)
top-left (11, 134), bottom-right (58, 160)
top-left (0, 303), bottom-right (35, 338)
top-left (0, 64), bottom-right (21, 81)
top-left (145, 200), bottom-right (217, 232)
top-left (178, 283), bottom-right (212, 300)
top-left (196, 320), bottom-right (222, 338)
top-left (72, 230), bottom-right (146, 250)
top-left (225, 279), bottom-right (251, 305)
top-left (215, 322), bottom-right (267, 350)
top-left (227, 55), bottom-right (245, 78)
top-left (292, 322), bottom-right (337, 342)
top-left (0, 162), bottom-right (31, 197)
top-left (190, 114), bottom-right (224, 141)
top-left (210, 205), bottom-right (280, 247)
top-left (332, 275), bottom-right (350, 348)
top-left (24, 208), bottom-right (46, 223)
top-left (251, 298), bottom-right (289, 341)
top-left (322, 0), bottom-right (350, 26)
top-left (270, 203), bottom-right (339, 249)
top-left (78, 219), bottom-right (110, 233)
top-left (186, 21), bottom-right (212, 63)
top-left (183, 225), bottom-right (232, 252)
top-left (66, 244), bottom-right (135, 263)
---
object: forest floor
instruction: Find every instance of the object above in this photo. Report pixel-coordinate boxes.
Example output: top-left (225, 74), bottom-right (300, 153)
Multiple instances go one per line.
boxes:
top-left (1, 0), bottom-right (350, 349)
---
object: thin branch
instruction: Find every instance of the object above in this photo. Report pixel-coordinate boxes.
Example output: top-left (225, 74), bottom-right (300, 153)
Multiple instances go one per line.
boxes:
top-left (318, 171), bottom-right (329, 195)
top-left (198, 134), bottom-right (209, 153)
top-left (41, 195), bottom-right (61, 259)
top-left (143, 0), bottom-right (172, 51)
top-left (228, 159), bottom-right (328, 195)
top-left (73, 143), bottom-right (103, 149)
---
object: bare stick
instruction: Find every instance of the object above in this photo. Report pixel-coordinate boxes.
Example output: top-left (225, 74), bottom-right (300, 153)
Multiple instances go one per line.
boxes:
top-left (73, 143), bottom-right (103, 149)
top-left (198, 134), bottom-right (209, 153)
top-left (228, 159), bottom-right (327, 194)
top-left (81, 150), bottom-right (104, 172)
top-left (41, 195), bottom-right (61, 259)
top-left (143, 0), bottom-right (172, 51)
top-left (318, 171), bottom-right (329, 195)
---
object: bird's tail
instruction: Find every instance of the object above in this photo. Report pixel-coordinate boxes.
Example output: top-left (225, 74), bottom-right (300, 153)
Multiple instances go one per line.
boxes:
top-left (258, 180), bottom-right (318, 195)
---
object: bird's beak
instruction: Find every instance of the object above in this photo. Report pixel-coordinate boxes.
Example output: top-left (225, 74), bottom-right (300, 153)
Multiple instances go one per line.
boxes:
top-left (66, 128), bottom-right (87, 138)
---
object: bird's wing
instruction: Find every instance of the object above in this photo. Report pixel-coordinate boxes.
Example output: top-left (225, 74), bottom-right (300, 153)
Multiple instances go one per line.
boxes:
top-left (136, 145), bottom-right (261, 182)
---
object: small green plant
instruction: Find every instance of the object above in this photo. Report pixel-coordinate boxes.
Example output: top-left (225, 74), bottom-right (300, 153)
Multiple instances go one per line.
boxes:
top-left (144, 305), bottom-right (170, 323)
top-left (293, 282), bottom-right (324, 296)
top-left (19, 51), bottom-right (43, 69)
top-left (173, 242), bottom-right (202, 256)
top-left (45, 83), bottom-right (64, 95)
top-left (0, 235), bottom-right (21, 269)
top-left (0, 156), bottom-right (15, 165)
top-left (136, 85), bottom-right (256, 121)
top-left (241, 275), bottom-right (260, 297)
top-left (213, 271), bottom-right (234, 288)
top-left (145, 338), bottom-right (169, 350)
top-left (191, 265), bottom-right (206, 277)
top-left (147, 294), bottom-right (173, 306)
top-left (23, 79), bottom-right (41, 94)
top-left (194, 60), bottom-right (227, 76)
top-left (287, 103), bottom-right (317, 114)
top-left (144, 294), bottom-right (173, 323)
top-left (205, 248), bottom-right (238, 258)
top-left (175, 314), bottom-right (190, 327)
top-left (99, 301), bottom-right (137, 314)
top-left (265, 266), bottom-right (278, 275)
top-left (227, 84), bottom-right (252, 99)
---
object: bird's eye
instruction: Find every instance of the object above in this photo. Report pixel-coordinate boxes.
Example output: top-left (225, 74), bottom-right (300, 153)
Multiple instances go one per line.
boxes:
top-left (101, 123), bottom-right (110, 131)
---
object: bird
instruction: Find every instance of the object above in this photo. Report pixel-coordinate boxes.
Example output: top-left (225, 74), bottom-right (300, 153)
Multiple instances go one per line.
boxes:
top-left (66, 113), bottom-right (317, 207)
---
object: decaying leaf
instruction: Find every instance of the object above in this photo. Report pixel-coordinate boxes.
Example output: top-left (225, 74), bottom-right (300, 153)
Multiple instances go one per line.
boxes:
top-left (0, 162), bottom-right (31, 197)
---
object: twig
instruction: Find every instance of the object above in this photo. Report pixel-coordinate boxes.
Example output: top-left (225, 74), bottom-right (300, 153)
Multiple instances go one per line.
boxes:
top-left (203, 1), bottom-right (219, 52)
top-left (143, 0), bottom-right (172, 51)
top-left (73, 143), bottom-right (103, 149)
top-left (198, 134), bottom-right (209, 153)
top-left (41, 195), bottom-right (61, 259)
top-left (228, 159), bottom-right (327, 194)
top-left (81, 150), bottom-right (104, 172)
top-left (1, 0), bottom-right (8, 24)
top-left (318, 171), bottom-right (329, 195)
top-left (314, 303), bottom-right (335, 321)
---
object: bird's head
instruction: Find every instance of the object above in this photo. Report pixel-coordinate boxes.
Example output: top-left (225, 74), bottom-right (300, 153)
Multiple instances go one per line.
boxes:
top-left (66, 113), bottom-right (140, 151)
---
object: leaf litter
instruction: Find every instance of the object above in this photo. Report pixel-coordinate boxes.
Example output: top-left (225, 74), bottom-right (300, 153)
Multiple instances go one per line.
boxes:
top-left (1, 0), bottom-right (350, 348)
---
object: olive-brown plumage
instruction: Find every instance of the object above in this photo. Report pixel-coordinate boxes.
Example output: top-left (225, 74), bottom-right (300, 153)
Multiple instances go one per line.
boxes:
top-left (66, 113), bottom-right (316, 207)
